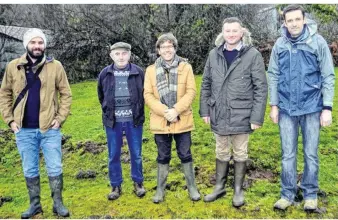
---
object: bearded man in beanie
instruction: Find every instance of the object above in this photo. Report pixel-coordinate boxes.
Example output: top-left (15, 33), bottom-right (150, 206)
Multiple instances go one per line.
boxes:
top-left (144, 33), bottom-right (200, 203)
top-left (97, 42), bottom-right (146, 201)
top-left (0, 28), bottom-right (72, 218)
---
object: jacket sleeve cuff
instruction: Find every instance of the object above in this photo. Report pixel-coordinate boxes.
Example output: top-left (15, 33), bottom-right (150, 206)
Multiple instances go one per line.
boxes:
top-left (7, 120), bottom-right (14, 127)
top-left (323, 106), bottom-right (332, 111)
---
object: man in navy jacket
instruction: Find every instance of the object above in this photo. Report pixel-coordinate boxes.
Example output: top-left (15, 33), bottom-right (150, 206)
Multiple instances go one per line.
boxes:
top-left (97, 42), bottom-right (145, 200)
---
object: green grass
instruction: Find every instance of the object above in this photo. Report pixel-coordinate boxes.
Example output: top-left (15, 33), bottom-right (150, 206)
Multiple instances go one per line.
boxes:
top-left (1, 69), bottom-right (338, 218)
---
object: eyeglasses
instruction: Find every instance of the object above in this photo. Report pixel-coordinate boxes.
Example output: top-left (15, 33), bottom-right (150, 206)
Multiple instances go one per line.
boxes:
top-left (160, 45), bottom-right (175, 50)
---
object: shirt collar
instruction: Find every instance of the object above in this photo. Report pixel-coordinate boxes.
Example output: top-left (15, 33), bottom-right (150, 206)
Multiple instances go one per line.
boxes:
top-left (223, 41), bottom-right (243, 51)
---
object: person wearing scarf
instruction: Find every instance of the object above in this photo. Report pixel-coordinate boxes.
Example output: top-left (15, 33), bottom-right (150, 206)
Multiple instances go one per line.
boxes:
top-left (144, 33), bottom-right (200, 203)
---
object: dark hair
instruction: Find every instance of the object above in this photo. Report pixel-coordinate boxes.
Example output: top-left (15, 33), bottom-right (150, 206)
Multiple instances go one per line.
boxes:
top-left (283, 4), bottom-right (305, 20)
top-left (156, 33), bottom-right (178, 50)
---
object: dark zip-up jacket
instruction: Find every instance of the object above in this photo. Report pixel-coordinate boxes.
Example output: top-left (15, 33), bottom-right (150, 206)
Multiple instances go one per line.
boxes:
top-left (97, 63), bottom-right (145, 128)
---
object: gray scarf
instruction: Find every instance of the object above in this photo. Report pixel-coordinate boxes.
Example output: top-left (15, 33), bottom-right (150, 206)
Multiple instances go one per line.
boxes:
top-left (155, 55), bottom-right (180, 108)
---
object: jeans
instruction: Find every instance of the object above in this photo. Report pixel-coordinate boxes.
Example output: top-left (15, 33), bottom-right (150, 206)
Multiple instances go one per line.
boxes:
top-left (15, 128), bottom-right (63, 178)
top-left (154, 131), bottom-right (193, 164)
top-left (105, 122), bottom-right (143, 187)
top-left (278, 111), bottom-right (320, 201)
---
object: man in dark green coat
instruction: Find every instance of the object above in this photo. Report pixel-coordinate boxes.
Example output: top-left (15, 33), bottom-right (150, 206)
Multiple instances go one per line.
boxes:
top-left (199, 17), bottom-right (268, 207)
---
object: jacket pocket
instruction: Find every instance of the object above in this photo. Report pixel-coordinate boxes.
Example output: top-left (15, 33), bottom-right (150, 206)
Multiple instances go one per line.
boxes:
top-left (207, 99), bottom-right (216, 124)
top-left (149, 112), bottom-right (165, 132)
top-left (178, 109), bottom-right (194, 131)
top-left (300, 79), bottom-right (322, 109)
top-left (229, 100), bottom-right (252, 127)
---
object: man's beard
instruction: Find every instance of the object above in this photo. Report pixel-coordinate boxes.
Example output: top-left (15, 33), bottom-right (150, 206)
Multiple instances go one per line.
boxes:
top-left (27, 48), bottom-right (45, 59)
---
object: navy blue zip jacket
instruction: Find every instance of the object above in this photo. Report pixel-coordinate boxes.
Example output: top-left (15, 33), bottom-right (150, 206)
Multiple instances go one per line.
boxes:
top-left (97, 63), bottom-right (145, 127)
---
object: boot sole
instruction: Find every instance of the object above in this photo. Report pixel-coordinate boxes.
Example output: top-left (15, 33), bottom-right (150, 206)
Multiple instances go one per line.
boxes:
top-left (273, 206), bottom-right (288, 211)
top-left (152, 199), bottom-right (164, 204)
top-left (53, 211), bottom-right (70, 217)
top-left (203, 191), bottom-right (226, 202)
top-left (232, 201), bottom-right (245, 208)
top-left (21, 208), bottom-right (43, 219)
top-left (53, 208), bottom-right (70, 217)
top-left (152, 197), bottom-right (164, 204)
top-left (304, 208), bottom-right (317, 213)
top-left (134, 191), bottom-right (146, 198)
top-left (191, 197), bottom-right (201, 201)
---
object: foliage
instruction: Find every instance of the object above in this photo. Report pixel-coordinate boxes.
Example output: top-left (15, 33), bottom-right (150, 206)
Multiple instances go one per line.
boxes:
top-left (1, 4), bottom-right (280, 82)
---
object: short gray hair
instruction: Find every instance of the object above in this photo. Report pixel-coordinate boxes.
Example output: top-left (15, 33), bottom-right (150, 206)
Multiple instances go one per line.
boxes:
top-left (156, 33), bottom-right (178, 49)
top-left (222, 17), bottom-right (243, 30)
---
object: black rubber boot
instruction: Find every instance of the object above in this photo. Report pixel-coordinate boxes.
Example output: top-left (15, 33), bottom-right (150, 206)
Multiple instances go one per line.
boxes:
top-left (21, 176), bottom-right (43, 219)
top-left (232, 161), bottom-right (246, 207)
top-left (48, 174), bottom-right (70, 217)
top-left (204, 159), bottom-right (230, 202)
top-left (152, 163), bottom-right (169, 204)
top-left (182, 162), bottom-right (201, 201)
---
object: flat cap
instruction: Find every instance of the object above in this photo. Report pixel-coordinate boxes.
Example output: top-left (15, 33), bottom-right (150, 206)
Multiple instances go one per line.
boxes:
top-left (110, 42), bottom-right (131, 51)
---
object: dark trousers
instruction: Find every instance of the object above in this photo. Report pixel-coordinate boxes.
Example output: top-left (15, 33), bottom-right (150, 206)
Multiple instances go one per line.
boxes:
top-left (154, 131), bottom-right (193, 164)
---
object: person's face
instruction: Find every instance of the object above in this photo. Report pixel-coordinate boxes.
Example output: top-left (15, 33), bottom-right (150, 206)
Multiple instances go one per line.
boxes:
top-left (284, 10), bottom-right (305, 37)
top-left (27, 37), bottom-right (45, 59)
top-left (110, 48), bottom-right (131, 69)
top-left (158, 40), bottom-right (176, 63)
top-left (223, 22), bottom-right (243, 46)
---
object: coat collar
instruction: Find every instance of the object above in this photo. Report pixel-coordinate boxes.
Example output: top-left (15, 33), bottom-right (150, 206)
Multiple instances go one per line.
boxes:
top-left (16, 53), bottom-right (53, 70)
top-left (107, 63), bottom-right (139, 75)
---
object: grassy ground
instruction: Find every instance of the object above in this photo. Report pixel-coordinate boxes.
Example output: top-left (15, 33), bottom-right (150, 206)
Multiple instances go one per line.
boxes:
top-left (0, 70), bottom-right (338, 218)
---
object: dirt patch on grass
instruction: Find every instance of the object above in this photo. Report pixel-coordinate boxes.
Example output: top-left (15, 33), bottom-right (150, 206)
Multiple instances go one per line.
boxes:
top-left (76, 170), bottom-right (97, 179)
top-left (0, 129), bottom-right (14, 142)
top-left (62, 140), bottom-right (106, 155)
top-left (0, 196), bottom-right (13, 207)
top-left (205, 159), bottom-right (277, 189)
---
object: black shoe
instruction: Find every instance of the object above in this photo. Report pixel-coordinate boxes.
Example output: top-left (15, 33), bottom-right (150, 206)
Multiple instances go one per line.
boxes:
top-left (133, 182), bottom-right (146, 198)
top-left (107, 186), bottom-right (122, 200)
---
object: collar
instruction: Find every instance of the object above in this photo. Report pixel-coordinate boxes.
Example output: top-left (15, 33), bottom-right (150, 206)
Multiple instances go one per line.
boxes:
top-left (223, 41), bottom-right (243, 51)
top-left (16, 53), bottom-right (53, 70)
top-left (107, 63), bottom-right (139, 75)
top-left (286, 24), bottom-right (307, 42)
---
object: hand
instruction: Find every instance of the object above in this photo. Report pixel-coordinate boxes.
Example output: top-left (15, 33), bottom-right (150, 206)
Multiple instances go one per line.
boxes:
top-left (51, 119), bottom-right (60, 129)
top-left (251, 123), bottom-right (261, 130)
top-left (164, 108), bottom-right (179, 122)
top-left (270, 105), bottom-right (279, 124)
top-left (202, 116), bottom-right (210, 124)
top-left (320, 110), bottom-right (332, 127)
top-left (10, 122), bottom-right (20, 133)
top-left (170, 117), bottom-right (178, 123)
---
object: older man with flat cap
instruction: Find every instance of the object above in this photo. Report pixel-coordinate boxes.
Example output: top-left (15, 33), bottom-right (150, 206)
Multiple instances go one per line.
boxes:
top-left (97, 42), bottom-right (146, 200)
